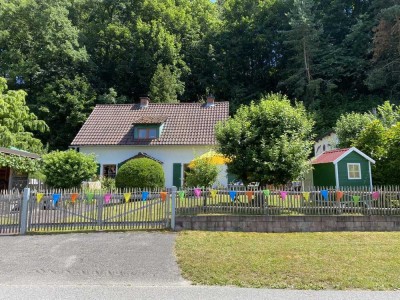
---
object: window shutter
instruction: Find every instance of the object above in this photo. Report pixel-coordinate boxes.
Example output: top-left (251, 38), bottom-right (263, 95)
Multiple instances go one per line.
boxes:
top-left (96, 164), bottom-right (101, 176)
top-left (173, 163), bottom-right (182, 188)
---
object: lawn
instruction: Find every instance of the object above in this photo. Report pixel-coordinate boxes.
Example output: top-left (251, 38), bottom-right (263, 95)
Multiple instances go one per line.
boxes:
top-left (175, 231), bottom-right (400, 290)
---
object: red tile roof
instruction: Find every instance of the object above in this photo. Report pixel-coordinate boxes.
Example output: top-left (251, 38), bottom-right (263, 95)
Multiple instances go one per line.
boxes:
top-left (134, 115), bottom-right (168, 124)
top-left (311, 148), bottom-right (349, 164)
top-left (71, 102), bottom-right (229, 146)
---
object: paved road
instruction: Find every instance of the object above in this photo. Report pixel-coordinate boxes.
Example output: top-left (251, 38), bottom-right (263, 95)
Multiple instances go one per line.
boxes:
top-left (0, 232), bottom-right (399, 300)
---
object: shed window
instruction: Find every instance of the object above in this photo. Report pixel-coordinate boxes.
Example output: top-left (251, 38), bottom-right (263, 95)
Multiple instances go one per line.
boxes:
top-left (347, 163), bottom-right (361, 179)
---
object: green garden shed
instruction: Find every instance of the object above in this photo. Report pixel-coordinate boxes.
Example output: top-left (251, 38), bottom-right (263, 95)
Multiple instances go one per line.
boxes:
top-left (311, 147), bottom-right (375, 189)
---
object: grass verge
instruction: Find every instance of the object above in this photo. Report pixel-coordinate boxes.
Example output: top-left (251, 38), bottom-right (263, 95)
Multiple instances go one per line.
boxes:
top-left (175, 231), bottom-right (400, 290)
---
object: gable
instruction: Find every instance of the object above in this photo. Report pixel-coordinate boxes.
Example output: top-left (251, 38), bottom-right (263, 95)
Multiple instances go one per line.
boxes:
top-left (71, 102), bottom-right (229, 146)
top-left (337, 151), bottom-right (371, 186)
top-left (333, 147), bottom-right (375, 164)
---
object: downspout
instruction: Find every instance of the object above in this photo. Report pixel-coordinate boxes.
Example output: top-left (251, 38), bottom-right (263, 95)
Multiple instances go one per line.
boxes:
top-left (334, 162), bottom-right (339, 190)
top-left (368, 161), bottom-right (373, 191)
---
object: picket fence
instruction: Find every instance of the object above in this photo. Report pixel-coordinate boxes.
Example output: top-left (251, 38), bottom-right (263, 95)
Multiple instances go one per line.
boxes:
top-left (0, 188), bottom-right (173, 235)
top-left (1, 185), bottom-right (400, 235)
top-left (176, 185), bottom-right (400, 216)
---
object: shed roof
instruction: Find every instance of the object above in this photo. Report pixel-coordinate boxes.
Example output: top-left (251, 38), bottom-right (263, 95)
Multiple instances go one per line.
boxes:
top-left (0, 147), bottom-right (40, 159)
top-left (71, 102), bottom-right (229, 146)
top-left (311, 147), bottom-right (375, 165)
top-left (312, 148), bottom-right (349, 164)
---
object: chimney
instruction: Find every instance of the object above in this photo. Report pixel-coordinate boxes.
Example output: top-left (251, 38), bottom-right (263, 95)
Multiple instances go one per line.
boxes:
top-left (140, 96), bottom-right (150, 108)
top-left (206, 95), bottom-right (215, 107)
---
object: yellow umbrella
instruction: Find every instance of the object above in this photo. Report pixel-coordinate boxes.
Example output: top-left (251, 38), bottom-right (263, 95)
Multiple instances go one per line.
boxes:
top-left (188, 151), bottom-right (231, 168)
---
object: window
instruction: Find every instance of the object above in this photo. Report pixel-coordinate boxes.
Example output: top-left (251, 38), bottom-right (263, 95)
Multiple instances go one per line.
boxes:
top-left (137, 128), bottom-right (157, 139)
top-left (347, 163), bottom-right (361, 180)
top-left (149, 128), bottom-right (157, 139)
top-left (103, 164), bottom-right (117, 178)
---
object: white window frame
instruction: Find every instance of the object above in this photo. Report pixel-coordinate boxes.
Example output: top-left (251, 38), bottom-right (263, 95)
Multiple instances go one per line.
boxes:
top-left (347, 163), bottom-right (361, 180)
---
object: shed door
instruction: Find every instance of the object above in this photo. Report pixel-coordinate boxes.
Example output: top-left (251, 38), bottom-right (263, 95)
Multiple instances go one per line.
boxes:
top-left (173, 163), bottom-right (182, 188)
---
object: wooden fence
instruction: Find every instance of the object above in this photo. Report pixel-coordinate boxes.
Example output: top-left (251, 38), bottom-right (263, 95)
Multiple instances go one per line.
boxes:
top-left (0, 188), bottom-right (171, 234)
top-left (0, 191), bottom-right (22, 234)
top-left (1, 185), bottom-right (400, 235)
top-left (175, 186), bottom-right (400, 216)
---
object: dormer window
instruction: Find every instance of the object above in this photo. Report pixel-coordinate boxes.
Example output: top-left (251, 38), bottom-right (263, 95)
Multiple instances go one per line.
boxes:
top-left (133, 115), bottom-right (168, 140)
top-left (138, 128), bottom-right (157, 139)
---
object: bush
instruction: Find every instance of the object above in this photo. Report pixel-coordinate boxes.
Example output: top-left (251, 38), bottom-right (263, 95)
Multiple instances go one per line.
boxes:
top-left (115, 158), bottom-right (165, 188)
top-left (41, 150), bottom-right (97, 189)
top-left (100, 176), bottom-right (116, 191)
top-left (185, 158), bottom-right (219, 187)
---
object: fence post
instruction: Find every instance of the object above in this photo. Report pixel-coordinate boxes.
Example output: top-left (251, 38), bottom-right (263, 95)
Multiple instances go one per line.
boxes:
top-left (97, 192), bottom-right (103, 229)
top-left (20, 187), bottom-right (30, 235)
top-left (171, 186), bottom-right (177, 231)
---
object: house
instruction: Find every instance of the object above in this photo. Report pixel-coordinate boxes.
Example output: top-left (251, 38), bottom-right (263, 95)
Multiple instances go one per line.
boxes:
top-left (70, 96), bottom-right (229, 188)
top-left (307, 147), bottom-right (375, 189)
top-left (0, 147), bottom-right (40, 190)
top-left (314, 131), bottom-right (339, 156)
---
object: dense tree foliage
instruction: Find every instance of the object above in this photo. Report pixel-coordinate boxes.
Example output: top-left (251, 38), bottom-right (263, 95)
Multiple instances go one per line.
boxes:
top-left (0, 0), bottom-right (399, 149)
top-left (336, 102), bottom-right (400, 184)
top-left (216, 94), bottom-right (314, 185)
top-left (0, 77), bottom-right (47, 153)
top-left (41, 150), bottom-right (98, 188)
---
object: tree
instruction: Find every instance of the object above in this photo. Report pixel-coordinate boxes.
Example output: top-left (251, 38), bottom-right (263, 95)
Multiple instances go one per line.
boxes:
top-left (381, 123), bottom-right (400, 184)
top-left (185, 158), bottom-right (219, 187)
top-left (0, 77), bottom-right (48, 153)
top-left (366, 4), bottom-right (400, 100)
top-left (353, 120), bottom-right (387, 160)
top-left (212, 0), bottom-right (289, 108)
top-left (149, 64), bottom-right (184, 103)
top-left (115, 158), bottom-right (165, 189)
top-left (334, 112), bottom-right (375, 148)
top-left (35, 76), bottom-right (96, 150)
top-left (338, 101), bottom-right (400, 184)
top-left (335, 101), bottom-right (400, 148)
top-left (0, 0), bottom-right (88, 92)
top-left (41, 150), bottom-right (97, 188)
top-left (216, 93), bottom-right (314, 185)
top-left (280, 0), bottom-right (327, 105)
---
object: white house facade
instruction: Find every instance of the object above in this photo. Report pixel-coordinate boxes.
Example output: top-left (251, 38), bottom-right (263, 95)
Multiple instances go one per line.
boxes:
top-left (71, 96), bottom-right (229, 188)
top-left (314, 132), bottom-right (339, 156)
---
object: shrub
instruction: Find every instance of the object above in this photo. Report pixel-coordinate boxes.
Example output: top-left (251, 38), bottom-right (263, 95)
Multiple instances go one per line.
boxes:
top-left (185, 158), bottom-right (219, 187)
top-left (100, 176), bottom-right (116, 191)
top-left (41, 150), bottom-right (97, 188)
top-left (115, 158), bottom-right (165, 188)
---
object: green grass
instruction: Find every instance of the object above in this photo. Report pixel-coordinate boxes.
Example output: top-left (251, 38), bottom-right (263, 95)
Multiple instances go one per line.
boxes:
top-left (175, 231), bottom-right (400, 290)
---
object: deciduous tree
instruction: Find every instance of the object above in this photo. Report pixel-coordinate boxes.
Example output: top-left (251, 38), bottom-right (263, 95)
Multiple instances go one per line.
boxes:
top-left (216, 93), bottom-right (314, 185)
top-left (0, 77), bottom-right (47, 153)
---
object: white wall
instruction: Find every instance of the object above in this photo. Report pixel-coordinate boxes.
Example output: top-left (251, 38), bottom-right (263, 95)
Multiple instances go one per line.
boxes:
top-left (80, 145), bottom-right (228, 187)
top-left (314, 132), bottom-right (339, 156)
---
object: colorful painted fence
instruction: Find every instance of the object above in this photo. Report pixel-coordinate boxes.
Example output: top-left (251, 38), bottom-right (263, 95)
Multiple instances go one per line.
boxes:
top-left (175, 186), bottom-right (400, 216)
